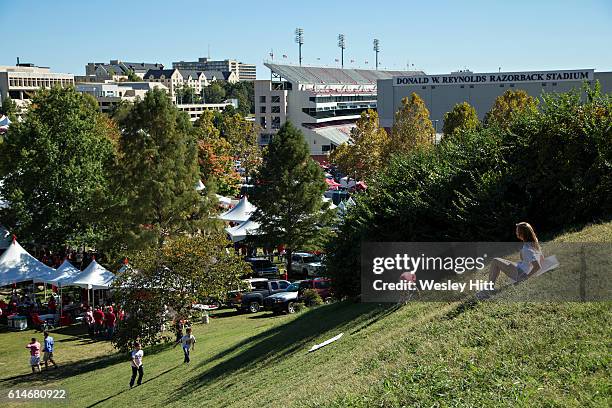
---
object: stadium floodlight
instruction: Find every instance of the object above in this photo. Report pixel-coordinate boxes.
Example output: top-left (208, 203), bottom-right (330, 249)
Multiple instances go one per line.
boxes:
top-left (373, 39), bottom-right (380, 70)
top-left (338, 34), bottom-right (346, 68)
top-left (295, 28), bottom-right (304, 66)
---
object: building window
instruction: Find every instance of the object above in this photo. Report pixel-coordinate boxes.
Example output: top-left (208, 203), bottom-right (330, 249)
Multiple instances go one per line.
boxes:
top-left (552, 82), bottom-right (558, 86)
top-left (271, 96), bottom-right (281, 103)
top-left (542, 83), bottom-right (547, 86)
top-left (259, 96), bottom-right (266, 103)
top-left (421, 86), bottom-right (426, 89)
top-left (499, 84), bottom-right (504, 87)
top-left (259, 117), bottom-right (266, 128)
top-left (469, 85), bottom-right (474, 88)
top-left (260, 106), bottom-right (266, 113)
top-left (322, 145), bottom-right (331, 152)
top-left (510, 84), bottom-right (515, 87)
top-left (460, 85), bottom-right (465, 88)
top-left (271, 106), bottom-right (280, 113)
top-left (271, 116), bottom-right (281, 129)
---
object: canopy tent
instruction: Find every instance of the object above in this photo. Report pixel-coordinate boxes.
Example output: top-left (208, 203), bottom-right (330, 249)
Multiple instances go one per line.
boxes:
top-left (40, 259), bottom-right (81, 286)
top-left (195, 180), bottom-right (206, 191)
top-left (216, 194), bottom-right (233, 206)
top-left (0, 225), bottom-right (11, 249)
top-left (337, 197), bottom-right (356, 215)
top-left (63, 260), bottom-right (116, 289)
top-left (0, 239), bottom-right (56, 286)
top-left (339, 177), bottom-right (356, 189)
top-left (322, 196), bottom-right (338, 210)
top-left (218, 196), bottom-right (256, 223)
top-left (0, 114), bottom-right (10, 134)
top-left (225, 219), bottom-right (262, 243)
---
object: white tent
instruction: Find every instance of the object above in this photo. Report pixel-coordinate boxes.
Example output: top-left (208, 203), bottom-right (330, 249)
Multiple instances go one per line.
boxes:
top-left (225, 219), bottom-right (262, 243)
top-left (322, 196), bottom-right (338, 210)
top-left (0, 239), bottom-right (56, 286)
top-left (63, 260), bottom-right (116, 289)
top-left (41, 259), bottom-right (81, 286)
top-left (195, 180), bottom-right (206, 191)
top-left (216, 194), bottom-right (233, 206)
top-left (218, 196), bottom-right (256, 223)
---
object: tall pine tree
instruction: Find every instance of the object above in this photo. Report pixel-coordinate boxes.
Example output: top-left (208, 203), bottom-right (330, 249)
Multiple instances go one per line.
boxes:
top-left (111, 88), bottom-right (203, 249)
top-left (251, 122), bottom-right (332, 275)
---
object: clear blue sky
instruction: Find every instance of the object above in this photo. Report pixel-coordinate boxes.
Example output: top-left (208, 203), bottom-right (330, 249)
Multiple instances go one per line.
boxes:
top-left (2, 0), bottom-right (611, 78)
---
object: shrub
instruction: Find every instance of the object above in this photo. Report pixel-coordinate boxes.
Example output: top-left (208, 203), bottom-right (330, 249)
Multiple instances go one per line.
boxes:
top-left (302, 289), bottom-right (323, 307)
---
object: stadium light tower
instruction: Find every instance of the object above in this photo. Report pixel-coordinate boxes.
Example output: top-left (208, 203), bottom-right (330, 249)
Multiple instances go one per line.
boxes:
top-left (295, 28), bottom-right (304, 66)
top-left (338, 34), bottom-right (346, 68)
top-left (373, 39), bottom-right (380, 70)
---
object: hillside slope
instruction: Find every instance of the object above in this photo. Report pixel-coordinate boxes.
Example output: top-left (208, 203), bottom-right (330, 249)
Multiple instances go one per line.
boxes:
top-left (1, 223), bottom-right (610, 407)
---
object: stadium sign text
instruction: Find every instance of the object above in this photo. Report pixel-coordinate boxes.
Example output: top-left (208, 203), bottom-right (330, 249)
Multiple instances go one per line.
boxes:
top-left (393, 69), bottom-right (594, 86)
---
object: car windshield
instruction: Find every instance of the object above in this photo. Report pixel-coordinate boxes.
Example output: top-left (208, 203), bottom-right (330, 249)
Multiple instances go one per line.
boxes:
top-left (286, 283), bottom-right (299, 292)
top-left (252, 260), bottom-right (274, 268)
top-left (302, 255), bottom-right (320, 263)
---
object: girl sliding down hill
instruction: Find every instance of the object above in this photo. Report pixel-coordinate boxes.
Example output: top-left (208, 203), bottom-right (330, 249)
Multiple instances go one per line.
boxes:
top-left (479, 222), bottom-right (544, 298)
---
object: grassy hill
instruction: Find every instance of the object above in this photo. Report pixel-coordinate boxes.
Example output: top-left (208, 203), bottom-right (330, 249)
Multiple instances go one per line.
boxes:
top-left (0, 223), bottom-right (610, 407)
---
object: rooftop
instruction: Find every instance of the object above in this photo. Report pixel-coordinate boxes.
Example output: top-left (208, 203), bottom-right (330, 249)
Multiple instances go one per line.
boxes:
top-left (265, 63), bottom-right (424, 86)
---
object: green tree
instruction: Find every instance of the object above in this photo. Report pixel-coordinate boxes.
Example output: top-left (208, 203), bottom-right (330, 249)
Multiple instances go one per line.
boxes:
top-left (442, 102), bottom-right (480, 138)
top-left (329, 109), bottom-right (390, 181)
top-left (1, 96), bottom-right (19, 122)
top-left (203, 82), bottom-right (226, 103)
top-left (484, 89), bottom-right (538, 128)
top-left (251, 122), bottom-right (333, 276)
top-left (112, 233), bottom-right (249, 351)
top-left (126, 69), bottom-right (141, 82)
top-left (0, 87), bottom-right (117, 249)
top-left (216, 111), bottom-right (261, 178)
top-left (176, 85), bottom-right (198, 104)
top-left (111, 88), bottom-right (203, 249)
top-left (194, 111), bottom-right (241, 196)
top-left (388, 93), bottom-right (434, 155)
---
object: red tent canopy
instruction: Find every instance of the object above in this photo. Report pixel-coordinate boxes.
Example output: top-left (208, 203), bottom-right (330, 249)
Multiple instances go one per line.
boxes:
top-left (325, 178), bottom-right (341, 189)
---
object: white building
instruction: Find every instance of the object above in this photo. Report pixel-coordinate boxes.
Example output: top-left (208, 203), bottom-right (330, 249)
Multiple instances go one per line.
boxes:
top-left (0, 64), bottom-right (74, 109)
top-left (173, 58), bottom-right (256, 81)
top-left (255, 63), bottom-right (422, 160)
top-left (143, 68), bottom-right (238, 102)
top-left (84, 60), bottom-right (165, 82)
top-left (75, 82), bottom-right (168, 113)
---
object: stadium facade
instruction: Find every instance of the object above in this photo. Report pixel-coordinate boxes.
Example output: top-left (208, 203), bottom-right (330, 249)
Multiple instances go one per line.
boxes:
top-left (377, 69), bottom-right (612, 130)
top-left (255, 63), bottom-right (422, 160)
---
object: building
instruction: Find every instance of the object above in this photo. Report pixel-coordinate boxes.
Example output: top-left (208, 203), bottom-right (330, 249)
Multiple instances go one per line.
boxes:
top-left (377, 69), bottom-right (612, 132)
top-left (255, 63), bottom-right (422, 159)
top-left (143, 68), bottom-right (238, 101)
top-left (84, 60), bottom-right (164, 82)
top-left (0, 64), bottom-right (74, 109)
top-left (75, 82), bottom-right (168, 113)
top-left (176, 99), bottom-right (238, 122)
top-left (172, 58), bottom-right (256, 81)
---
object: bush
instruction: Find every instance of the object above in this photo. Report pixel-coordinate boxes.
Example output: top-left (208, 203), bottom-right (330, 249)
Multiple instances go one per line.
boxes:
top-left (302, 289), bottom-right (323, 307)
top-left (326, 84), bottom-right (612, 299)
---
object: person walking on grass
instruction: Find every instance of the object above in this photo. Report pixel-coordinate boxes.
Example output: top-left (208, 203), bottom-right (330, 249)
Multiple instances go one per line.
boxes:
top-left (175, 327), bottom-right (196, 363)
top-left (25, 337), bottom-right (41, 373)
top-left (479, 222), bottom-right (544, 299)
top-left (42, 331), bottom-right (57, 369)
top-left (129, 342), bottom-right (144, 388)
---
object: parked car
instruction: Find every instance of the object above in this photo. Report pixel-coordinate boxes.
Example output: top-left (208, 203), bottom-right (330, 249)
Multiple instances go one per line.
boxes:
top-left (245, 257), bottom-right (279, 277)
top-left (299, 278), bottom-right (333, 302)
top-left (263, 281), bottom-right (302, 314)
top-left (238, 279), bottom-right (290, 313)
top-left (291, 252), bottom-right (323, 277)
top-left (227, 278), bottom-right (268, 308)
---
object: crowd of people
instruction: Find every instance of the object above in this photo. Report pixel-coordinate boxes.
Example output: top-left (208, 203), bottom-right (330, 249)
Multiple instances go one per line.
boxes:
top-left (84, 304), bottom-right (123, 339)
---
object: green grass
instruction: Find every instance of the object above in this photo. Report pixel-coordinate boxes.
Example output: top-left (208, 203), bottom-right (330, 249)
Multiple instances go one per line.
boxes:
top-left (0, 223), bottom-right (610, 407)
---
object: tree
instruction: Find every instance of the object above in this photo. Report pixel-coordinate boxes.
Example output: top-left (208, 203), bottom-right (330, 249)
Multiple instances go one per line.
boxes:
top-left (329, 109), bottom-right (390, 181)
top-left (442, 102), bottom-right (480, 138)
top-left (223, 81), bottom-right (254, 116)
top-left (194, 111), bottom-right (241, 196)
top-left (113, 233), bottom-right (249, 351)
top-left (176, 85), bottom-right (199, 104)
top-left (251, 122), bottom-right (333, 276)
top-left (0, 87), bottom-right (117, 250)
top-left (126, 69), bottom-right (141, 82)
top-left (203, 82), bottom-right (226, 104)
top-left (484, 89), bottom-right (538, 128)
top-left (1, 96), bottom-right (19, 122)
top-left (387, 93), bottom-right (434, 155)
top-left (216, 111), bottom-right (261, 178)
top-left (111, 88), bottom-right (203, 249)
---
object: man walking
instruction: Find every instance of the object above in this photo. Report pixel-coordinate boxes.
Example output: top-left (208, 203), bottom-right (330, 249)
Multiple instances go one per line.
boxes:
top-left (25, 337), bottom-right (41, 373)
top-left (175, 327), bottom-right (196, 363)
top-left (42, 331), bottom-right (57, 369)
top-left (129, 342), bottom-right (144, 388)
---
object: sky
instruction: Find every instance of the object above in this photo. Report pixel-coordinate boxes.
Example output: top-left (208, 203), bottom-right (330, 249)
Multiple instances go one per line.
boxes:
top-left (2, 0), bottom-right (611, 78)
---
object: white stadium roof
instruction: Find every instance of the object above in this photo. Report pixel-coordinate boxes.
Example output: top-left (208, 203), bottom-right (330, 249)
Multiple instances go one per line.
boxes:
top-left (265, 63), bottom-right (423, 86)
